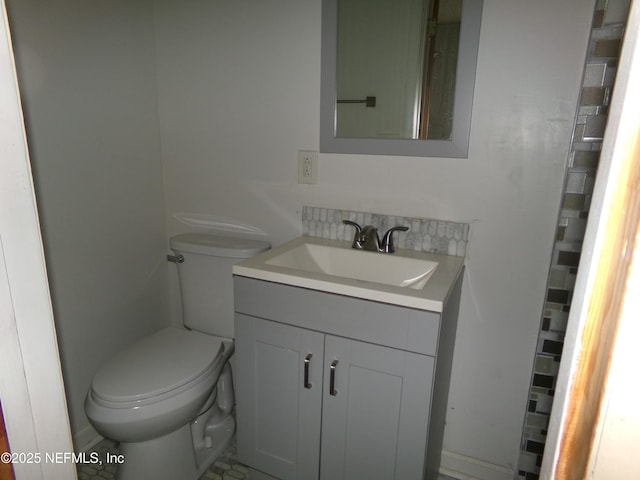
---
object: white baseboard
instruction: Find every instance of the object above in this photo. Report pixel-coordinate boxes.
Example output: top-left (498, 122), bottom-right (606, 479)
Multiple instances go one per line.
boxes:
top-left (74, 431), bottom-right (513, 480)
top-left (73, 424), bottom-right (102, 452)
top-left (438, 473), bottom-right (461, 480)
top-left (440, 450), bottom-right (515, 480)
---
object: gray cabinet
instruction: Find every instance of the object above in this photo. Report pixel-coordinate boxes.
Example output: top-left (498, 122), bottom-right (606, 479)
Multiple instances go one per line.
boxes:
top-left (234, 275), bottom-right (462, 480)
top-left (320, 334), bottom-right (434, 480)
top-left (235, 315), bottom-right (323, 479)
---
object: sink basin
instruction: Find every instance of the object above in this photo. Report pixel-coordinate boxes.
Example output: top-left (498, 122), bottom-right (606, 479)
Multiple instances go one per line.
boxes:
top-left (234, 236), bottom-right (465, 311)
top-left (265, 243), bottom-right (438, 290)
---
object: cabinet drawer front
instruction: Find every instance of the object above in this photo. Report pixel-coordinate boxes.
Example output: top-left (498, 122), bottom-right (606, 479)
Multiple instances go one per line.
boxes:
top-left (321, 336), bottom-right (434, 480)
top-left (234, 277), bottom-right (441, 356)
top-left (235, 314), bottom-right (324, 479)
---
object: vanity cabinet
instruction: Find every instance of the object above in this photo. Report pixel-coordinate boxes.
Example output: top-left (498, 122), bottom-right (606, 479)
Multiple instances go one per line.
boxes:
top-left (233, 275), bottom-right (462, 480)
top-left (235, 314), bottom-right (433, 480)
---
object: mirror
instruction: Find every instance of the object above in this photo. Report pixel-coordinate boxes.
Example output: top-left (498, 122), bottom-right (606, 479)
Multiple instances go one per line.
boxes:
top-left (320, 0), bottom-right (483, 157)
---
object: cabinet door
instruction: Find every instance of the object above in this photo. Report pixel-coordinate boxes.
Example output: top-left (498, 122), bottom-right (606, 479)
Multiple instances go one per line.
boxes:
top-left (320, 335), bottom-right (434, 480)
top-left (235, 314), bottom-right (324, 479)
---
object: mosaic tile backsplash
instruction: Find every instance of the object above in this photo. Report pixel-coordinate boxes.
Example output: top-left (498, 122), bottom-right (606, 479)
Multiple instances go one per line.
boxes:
top-left (301, 206), bottom-right (469, 257)
top-left (517, 1), bottom-right (628, 479)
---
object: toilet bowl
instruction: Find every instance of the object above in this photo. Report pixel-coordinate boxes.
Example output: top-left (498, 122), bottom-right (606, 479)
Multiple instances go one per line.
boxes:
top-left (85, 328), bottom-right (231, 441)
top-left (84, 233), bottom-right (270, 480)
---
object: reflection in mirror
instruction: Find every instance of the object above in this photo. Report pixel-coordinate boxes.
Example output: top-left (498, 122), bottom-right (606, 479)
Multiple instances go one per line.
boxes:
top-left (320, 0), bottom-right (483, 157)
top-left (336, 0), bottom-right (461, 141)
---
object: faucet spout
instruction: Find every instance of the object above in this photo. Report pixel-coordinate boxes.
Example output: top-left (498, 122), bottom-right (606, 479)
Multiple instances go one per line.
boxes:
top-left (342, 220), bottom-right (408, 253)
top-left (359, 225), bottom-right (381, 252)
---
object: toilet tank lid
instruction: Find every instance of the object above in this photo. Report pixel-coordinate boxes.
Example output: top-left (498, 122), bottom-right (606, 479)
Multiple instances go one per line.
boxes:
top-left (170, 233), bottom-right (271, 258)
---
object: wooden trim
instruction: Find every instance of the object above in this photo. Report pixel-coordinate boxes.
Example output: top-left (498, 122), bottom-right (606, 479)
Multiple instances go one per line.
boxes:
top-left (0, 402), bottom-right (15, 480)
top-left (556, 62), bottom-right (640, 480)
top-left (418, 0), bottom-right (439, 139)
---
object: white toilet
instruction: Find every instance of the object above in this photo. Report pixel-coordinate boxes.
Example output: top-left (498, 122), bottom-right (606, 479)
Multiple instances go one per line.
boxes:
top-left (85, 233), bottom-right (270, 480)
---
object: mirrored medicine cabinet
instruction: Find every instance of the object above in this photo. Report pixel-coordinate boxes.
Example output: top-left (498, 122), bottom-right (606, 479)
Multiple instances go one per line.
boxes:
top-left (320, 0), bottom-right (483, 158)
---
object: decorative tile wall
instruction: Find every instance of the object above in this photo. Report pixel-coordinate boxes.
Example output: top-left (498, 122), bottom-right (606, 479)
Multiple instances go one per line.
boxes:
top-left (517, 1), bottom-right (628, 478)
top-left (302, 206), bottom-right (469, 257)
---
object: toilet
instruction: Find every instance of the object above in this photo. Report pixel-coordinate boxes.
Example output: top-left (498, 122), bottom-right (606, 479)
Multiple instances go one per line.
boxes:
top-left (84, 233), bottom-right (270, 480)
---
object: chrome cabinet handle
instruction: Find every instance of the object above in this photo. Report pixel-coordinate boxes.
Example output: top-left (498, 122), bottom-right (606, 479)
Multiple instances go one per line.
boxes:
top-left (304, 353), bottom-right (313, 389)
top-left (329, 359), bottom-right (338, 396)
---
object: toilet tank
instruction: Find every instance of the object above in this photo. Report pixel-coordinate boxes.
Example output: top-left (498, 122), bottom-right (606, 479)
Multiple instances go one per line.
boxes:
top-left (169, 233), bottom-right (270, 337)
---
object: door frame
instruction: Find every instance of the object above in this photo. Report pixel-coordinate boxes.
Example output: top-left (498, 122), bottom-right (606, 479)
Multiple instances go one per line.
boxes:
top-left (0, 2), bottom-right (76, 478)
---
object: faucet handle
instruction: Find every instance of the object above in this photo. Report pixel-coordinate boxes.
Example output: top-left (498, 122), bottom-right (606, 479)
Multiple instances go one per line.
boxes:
top-left (342, 220), bottom-right (362, 248)
top-left (381, 226), bottom-right (409, 253)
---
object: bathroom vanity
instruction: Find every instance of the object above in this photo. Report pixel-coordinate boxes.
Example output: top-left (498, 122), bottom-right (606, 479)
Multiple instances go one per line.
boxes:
top-left (232, 236), bottom-right (464, 480)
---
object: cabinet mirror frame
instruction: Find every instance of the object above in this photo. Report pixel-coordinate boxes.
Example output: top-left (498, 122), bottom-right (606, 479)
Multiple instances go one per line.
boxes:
top-left (320, 0), bottom-right (483, 158)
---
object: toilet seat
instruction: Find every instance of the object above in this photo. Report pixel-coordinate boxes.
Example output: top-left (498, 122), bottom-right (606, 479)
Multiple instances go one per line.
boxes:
top-left (90, 327), bottom-right (224, 408)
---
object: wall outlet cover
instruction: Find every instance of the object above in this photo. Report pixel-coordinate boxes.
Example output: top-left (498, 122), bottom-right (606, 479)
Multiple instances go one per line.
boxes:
top-left (298, 150), bottom-right (318, 184)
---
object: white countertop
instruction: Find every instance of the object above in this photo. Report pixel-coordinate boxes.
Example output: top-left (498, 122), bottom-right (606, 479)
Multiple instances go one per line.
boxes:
top-left (233, 236), bottom-right (465, 312)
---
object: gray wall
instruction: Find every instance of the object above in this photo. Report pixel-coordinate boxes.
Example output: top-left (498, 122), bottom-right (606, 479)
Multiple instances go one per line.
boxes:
top-left (6, 0), bottom-right (170, 448)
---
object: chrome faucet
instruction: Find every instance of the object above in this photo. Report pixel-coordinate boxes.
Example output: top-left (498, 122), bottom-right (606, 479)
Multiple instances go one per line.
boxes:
top-left (343, 220), bottom-right (409, 253)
